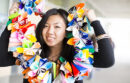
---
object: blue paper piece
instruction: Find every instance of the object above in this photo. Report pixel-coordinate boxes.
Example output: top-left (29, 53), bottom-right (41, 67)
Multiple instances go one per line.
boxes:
top-left (79, 30), bottom-right (88, 39)
top-left (74, 60), bottom-right (93, 69)
top-left (19, 2), bottom-right (24, 9)
top-left (33, 0), bottom-right (36, 2)
top-left (27, 8), bottom-right (33, 15)
top-left (47, 73), bottom-right (52, 83)
top-left (68, 18), bottom-right (76, 26)
top-left (17, 54), bottom-right (28, 69)
top-left (19, 0), bottom-right (22, 2)
top-left (24, 7), bottom-right (27, 12)
top-left (43, 62), bottom-right (52, 70)
top-left (68, 6), bottom-right (76, 14)
top-left (73, 62), bottom-right (87, 71)
top-left (86, 39), bottom-right (93, 45)
top-left (75, 51), bottom-right (83, 58)
top-left (66, 77), bottom-right (75, 83)
top-left (82, 45), bottom-right (94, 49)
top-left (8, 46), bottom-right (22, 52)
top-left (27, 55), bottom-right (36, 67)
top-left (39, 58), bottom-right (48, 67)
top-left (88, 57), bottom-right (93, 65)
top-left (77, 76), bottom-right (84, 80)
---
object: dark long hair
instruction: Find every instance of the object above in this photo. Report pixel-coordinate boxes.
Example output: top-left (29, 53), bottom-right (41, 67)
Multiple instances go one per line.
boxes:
top-left (36, 8), bottom-right (74, 62)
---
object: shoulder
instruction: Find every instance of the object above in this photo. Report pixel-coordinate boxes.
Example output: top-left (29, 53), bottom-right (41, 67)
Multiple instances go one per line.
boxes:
top-left (61, 44), bottom-right (75, 62)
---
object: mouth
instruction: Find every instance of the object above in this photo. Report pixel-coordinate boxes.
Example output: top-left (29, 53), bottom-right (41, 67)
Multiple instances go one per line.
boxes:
top-left (46, 36), bottom-right (55, 42)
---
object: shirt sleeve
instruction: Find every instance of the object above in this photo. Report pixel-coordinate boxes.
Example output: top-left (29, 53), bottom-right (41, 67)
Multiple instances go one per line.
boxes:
top-left (0, 26), bottom-right (16, 66)
top-left (91, 20), bottom-right (115, 68)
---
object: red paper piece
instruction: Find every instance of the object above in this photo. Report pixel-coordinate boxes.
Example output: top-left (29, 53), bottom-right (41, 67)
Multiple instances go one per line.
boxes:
top-left (71, 63), bottom-right (80, 77)
top-left (12, 15), bottom-right (21, 23)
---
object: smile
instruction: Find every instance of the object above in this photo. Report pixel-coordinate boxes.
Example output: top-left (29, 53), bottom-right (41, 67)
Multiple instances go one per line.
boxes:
top-left (46, 37), bottom-right (55, 42)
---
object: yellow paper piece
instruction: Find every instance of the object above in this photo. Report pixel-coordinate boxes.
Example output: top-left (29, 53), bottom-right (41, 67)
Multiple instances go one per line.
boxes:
top-left (77, 9), bottom-right (84, 18)
top-left (26, 34), bottom-right (37, 43)
top-left (67, 14), bottom-right (74, 22)
top-left (64, 62), bottom-right (72, 73)
top-left (16, 47), bottom-right (23, 53)
top-left (37, 70), bottom-right (49, 80)
top-left (82, 49), bottom-right (89, 58)
top-left (35, 55), bottom-right (41, 62)
top-left (23, 48), bottom-right (35, 55)
top-left (53, 62), bottom-right (56, 79)
top-left (89, 54), bottom-right (94, 59)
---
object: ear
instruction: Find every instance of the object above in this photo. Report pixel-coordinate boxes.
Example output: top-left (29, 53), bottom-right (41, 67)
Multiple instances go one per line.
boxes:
top-left (65, 30), bottom-right (68, 38)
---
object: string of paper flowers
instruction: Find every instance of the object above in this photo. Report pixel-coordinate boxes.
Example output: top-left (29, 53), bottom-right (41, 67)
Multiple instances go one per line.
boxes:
top-left (7, 0), bottom-right (95, 82)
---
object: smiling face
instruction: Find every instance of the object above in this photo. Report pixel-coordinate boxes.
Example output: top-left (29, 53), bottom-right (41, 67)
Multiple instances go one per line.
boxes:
top-left (42, 15), bottom-right (66, 47)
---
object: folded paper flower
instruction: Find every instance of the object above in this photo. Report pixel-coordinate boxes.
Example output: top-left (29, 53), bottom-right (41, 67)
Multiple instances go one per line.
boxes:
top-left (7, 1), bottom-right (95, 82)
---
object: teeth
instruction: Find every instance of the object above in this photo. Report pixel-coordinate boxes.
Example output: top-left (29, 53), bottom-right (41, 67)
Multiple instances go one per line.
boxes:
top-left (47, 37), bottom-right (55, 41)
top-left (48, 37), bottom-right (53, 39)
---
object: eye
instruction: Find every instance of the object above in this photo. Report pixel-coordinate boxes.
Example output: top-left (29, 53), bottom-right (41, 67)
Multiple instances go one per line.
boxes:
top-left (44, 25), bottom-right (49, 28)
top-left (55, 26), bottom-right (61, 28)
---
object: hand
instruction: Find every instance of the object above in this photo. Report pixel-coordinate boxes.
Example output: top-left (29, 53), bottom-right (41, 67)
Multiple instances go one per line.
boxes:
top-left (9, 2), bottom-right (20, 15)
top-left (13, 52), bottom-right (19, 57)
top-left (84, 9), bottom-right (97, 23)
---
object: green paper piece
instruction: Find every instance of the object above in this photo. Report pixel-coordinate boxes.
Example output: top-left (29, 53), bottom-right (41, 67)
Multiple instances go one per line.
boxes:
top-left (32, 2), bottom-right (36, 8)
top-left (59, 57), bottom-right (65, 63)
top-left (22, 39), bottom-right (33, 48)
top-left (30, 61), bottom-right (39, 70)
top-left (8, 12), bottom-right (20, 20)
top-left (6, 20), bottom-right (12, 26)
top-left (53, 62), bottom-right (56, 79)
top-left (86, 17), bottom-right (91, 31)
top-left (89, 48), bottom-right (95, 53)
top-left (66, 32), bottom-right (73, 38)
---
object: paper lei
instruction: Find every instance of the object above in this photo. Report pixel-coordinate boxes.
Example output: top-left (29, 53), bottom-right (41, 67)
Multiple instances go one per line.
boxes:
top-left (7, 1), bottom-right (95, 83)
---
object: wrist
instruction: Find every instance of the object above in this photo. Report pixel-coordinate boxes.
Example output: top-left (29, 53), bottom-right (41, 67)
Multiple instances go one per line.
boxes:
top-left (90, 18), bottom-right (98, 23)
top-left (96, 34), bottom-right (110, 41)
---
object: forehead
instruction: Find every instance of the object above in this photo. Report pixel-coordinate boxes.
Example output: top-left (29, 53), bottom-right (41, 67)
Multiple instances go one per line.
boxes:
top-left (46, 15), bottom-right (66, 25)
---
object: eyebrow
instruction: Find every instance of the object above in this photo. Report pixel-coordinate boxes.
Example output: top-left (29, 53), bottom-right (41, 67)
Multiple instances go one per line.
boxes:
top-left (46, 22), bottom-right (61, 25)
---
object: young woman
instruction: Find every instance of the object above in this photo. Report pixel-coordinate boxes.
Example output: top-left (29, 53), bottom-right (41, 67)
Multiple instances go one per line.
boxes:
top-left (0, 2), bottom-right (115, 83)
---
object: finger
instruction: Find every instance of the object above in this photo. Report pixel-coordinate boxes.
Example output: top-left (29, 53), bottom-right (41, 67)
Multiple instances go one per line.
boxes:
top-left (15, 59), bottom-right (20, 65)
top-left (9, 8), bottom-right (19, 15)
top-left (83, 8), bottom-right (89, 16)
top-left (8, 42), bottom-right (22, 47)
top-left (13, 52), bottom-right (19, 57)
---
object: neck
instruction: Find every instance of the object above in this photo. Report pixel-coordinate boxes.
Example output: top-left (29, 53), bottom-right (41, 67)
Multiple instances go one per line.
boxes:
top-left (48, 43), bottom-right (63, 61)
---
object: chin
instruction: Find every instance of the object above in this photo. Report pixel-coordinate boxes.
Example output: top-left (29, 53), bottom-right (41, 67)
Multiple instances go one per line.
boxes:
top-left (46, 43), bottom-right (56, 47)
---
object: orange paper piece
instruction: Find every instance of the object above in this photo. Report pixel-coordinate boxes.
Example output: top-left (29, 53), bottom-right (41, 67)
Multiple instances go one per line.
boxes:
top-left (22, 67), bottom-right (30, 74)
top-left (81, 71), bottom-right (89, 76)
top-left (22, 12), bottom-right (28, 18)
top-left (23, 54), bottom-right (34, 61)
top-left (31, 42), bottom-right (41, 49)
top-left (67, 38), bottom-right (79, 45)
top-left (65, 72), bottom-right (72, 78)
top-left (28, 76), bottom-right (40, 83)
top-left (35, 0), bottom-right (42, 5)
top-left (76, 3), bottom-right (85, 10)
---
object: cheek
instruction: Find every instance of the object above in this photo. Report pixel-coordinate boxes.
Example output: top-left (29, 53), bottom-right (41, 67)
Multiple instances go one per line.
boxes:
top-left (42, 29), bottom-right (46, 39)
top-left (57, 29), bottom-right (66, 39)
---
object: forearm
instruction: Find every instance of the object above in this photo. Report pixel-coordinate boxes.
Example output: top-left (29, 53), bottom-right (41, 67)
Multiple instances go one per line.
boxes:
top-left (93, 39), bottom-right (115, 67)
top-left (0, 27), bottom-right (16, 66)
top-left (91, 21), bottom-right (115, 68)
top-left (91, 20), bottom-right (105, 36)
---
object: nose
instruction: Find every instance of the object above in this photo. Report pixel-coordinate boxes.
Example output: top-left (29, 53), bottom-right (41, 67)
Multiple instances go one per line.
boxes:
top-left (47, 26), bottom-right (54, 35)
